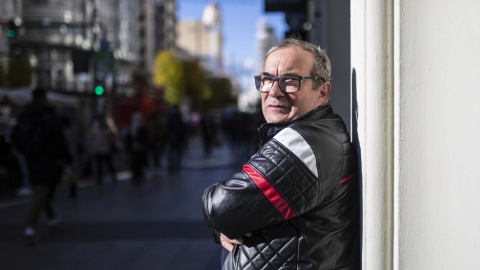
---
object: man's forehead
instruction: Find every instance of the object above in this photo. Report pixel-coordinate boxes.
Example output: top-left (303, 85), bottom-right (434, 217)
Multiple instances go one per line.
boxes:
top-left (264, 47), bottom-right (313, 73)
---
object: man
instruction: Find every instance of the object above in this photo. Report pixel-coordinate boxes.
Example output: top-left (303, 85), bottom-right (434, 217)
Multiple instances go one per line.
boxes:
top-left (12, 88), bottom-right (72, 244)
top-left (202, 38), bottom-right (359, 269)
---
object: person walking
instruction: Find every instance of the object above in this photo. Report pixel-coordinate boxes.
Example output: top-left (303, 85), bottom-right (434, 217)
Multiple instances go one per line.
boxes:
top-left (87, 116), bottom-right (118, 186)
top-left (12, 88), bottom-right (72, 244)
top-left (146, 111), bottom-right (165, 171)
top-left (165, 106), bottom-right (186, 173)
top-left (124, 113), bottom-right (149, 183)
top-left (200, 112), bottom-right (216, 158)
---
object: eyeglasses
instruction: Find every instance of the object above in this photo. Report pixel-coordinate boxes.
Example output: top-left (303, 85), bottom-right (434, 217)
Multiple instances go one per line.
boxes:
top-left (254, 75), bottom-right (323, 93)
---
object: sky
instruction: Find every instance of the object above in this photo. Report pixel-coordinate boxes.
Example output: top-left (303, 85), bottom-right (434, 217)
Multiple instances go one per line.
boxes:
top-left (177, 0), bottom-right (288, 91)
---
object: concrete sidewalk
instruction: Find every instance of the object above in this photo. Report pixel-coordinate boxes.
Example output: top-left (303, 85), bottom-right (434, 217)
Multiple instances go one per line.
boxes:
top-left (0, 135), bottom-right (243, 270)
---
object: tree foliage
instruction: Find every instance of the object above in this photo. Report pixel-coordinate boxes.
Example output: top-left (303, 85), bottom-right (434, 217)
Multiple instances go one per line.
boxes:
top-left (205, 76), bottom-right (236, 110)
top-left (183, 60), bottom-right (207, 111)
top-left (152, 50), bottom-right (236, 110)
top-left (153, 51), bottom-right (184, 105)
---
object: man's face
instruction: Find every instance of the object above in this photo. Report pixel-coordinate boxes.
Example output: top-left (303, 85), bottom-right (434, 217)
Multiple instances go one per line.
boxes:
top-left (261, 48), bottom-right (329, 123)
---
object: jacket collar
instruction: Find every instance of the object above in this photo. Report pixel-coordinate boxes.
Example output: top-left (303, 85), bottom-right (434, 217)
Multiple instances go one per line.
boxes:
top-left (257, 104), bottom-right (334, 146)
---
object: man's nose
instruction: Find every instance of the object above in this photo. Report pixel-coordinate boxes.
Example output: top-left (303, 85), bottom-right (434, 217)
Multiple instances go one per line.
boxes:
top-left (268, 80), bottom-right (285, 97)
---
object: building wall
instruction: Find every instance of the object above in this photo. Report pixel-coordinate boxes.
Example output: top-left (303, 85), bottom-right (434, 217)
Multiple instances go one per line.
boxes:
top-left (177, 20), bottom-right (207, 57)
top-left (394, 1), bottom-right (480, 269)
top-left (351, 0), bottom-right (393, 269)
top-left (177, 19), bottom-right (223, 75)
top-left (138, 0), bottom-right (155, 76)
top-left (176, 3), bottom-right (222, 75)
top-left (138, 0), bottom-right (176, 78)
top-left (7, 0), bottom-right (141, 91)
top-left (0, 0), bottom-right (22, 70)
top-left (157, 0), bottom-right (176, 52)
top-left (307, 0), bottom-right (351, 133)
top-left (352, 0), bottom-right (480, 269)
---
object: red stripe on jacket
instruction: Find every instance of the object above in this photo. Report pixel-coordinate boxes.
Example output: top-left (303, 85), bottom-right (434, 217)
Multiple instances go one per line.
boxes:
top-left (339, 172), bottom-right (356, 184)
top-left (243, 164), bottom-right (296, 220)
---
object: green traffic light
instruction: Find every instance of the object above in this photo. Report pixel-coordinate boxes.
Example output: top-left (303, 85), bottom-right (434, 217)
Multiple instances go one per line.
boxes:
top-left (95, 85), bottom-right (104, 95)
top-left (8, 29), bottom-right (15, 38)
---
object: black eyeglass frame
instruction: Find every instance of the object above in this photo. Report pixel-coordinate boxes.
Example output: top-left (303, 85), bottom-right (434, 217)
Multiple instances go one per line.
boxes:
top-left (254, 74), bottom-right (324, 93)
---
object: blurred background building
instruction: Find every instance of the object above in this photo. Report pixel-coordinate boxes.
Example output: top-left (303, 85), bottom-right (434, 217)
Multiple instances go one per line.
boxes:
top-left (237, 19), bottom-right (278, 113)
top-left (0, 0), bottom-right (21, 71)
top-left (1, 0), bottom-right (177, 131)
top-left (138, 0), bottom-right (176, 81)
top-left (1, 0), bottom-right (348, 127)
top-left (176, 1), bottom-right (223, 76)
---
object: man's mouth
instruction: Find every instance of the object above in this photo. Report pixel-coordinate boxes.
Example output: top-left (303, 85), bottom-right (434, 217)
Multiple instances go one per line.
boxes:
top-left (268, 104), bottom-right (288, 108)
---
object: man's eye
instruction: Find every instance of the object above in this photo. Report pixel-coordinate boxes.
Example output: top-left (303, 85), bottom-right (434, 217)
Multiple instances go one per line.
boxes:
top-left (282, 77), bottom-right (299, 84)
top-left (262, 77), bottom-right (273, 83)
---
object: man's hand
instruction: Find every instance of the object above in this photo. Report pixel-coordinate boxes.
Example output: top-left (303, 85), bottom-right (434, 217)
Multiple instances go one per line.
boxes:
top-left (220, 233), bottom-right (252, 252)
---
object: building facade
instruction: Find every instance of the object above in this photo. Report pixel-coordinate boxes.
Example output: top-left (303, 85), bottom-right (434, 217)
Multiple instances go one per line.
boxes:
top-left (0, 0), bottom-right (22, 73)
top-left (2, 0), bottom-right (177, 126)
top-left (176, 2), bottom-right (223, 76)
top-left (6, 0), bottom-right (140, 94)
top-left (138, 0), bottom-right (176, 81)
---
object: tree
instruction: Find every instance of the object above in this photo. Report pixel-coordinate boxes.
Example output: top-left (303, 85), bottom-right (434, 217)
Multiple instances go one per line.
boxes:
top-left (153, 51), bottom-right (236, 110)
top-left (205, 76), bottom-right (237, 110)
top-left (183, 59), bottom-right (206, 111)
top-left (153, 51), bottom-right (184, 105)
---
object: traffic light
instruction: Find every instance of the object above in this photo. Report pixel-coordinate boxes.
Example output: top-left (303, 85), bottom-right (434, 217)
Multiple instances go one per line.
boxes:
top-left (8, 20), bottom-right (17, 38)
top-left (95, 85), bottom-right (104, 96)
top-left (7, 18), bottom-right (22, 39)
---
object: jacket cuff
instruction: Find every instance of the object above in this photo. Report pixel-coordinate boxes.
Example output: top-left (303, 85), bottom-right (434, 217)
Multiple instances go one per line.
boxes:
top-left (212, 229), bottom-right (221, 244)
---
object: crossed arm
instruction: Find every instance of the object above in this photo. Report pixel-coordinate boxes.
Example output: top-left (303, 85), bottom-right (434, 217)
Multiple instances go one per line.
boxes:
top-left (202, 133), bottom-right (322, 251)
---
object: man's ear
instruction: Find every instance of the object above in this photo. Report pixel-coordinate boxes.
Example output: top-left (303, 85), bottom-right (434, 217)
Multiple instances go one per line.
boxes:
top-left (317, 82), bottom-right (331, 106)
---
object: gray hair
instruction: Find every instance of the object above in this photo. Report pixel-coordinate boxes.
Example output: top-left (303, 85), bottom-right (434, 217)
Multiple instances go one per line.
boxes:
top-left (265, 38), bottom-right (332, 89)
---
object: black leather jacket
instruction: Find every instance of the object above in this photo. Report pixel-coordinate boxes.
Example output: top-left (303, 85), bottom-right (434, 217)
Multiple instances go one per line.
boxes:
top-left (202, 105), bottom-right (360, 270)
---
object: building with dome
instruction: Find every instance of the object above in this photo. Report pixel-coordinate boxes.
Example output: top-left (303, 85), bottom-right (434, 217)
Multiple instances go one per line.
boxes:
top-left (176, 1), bottom-right (223, 76)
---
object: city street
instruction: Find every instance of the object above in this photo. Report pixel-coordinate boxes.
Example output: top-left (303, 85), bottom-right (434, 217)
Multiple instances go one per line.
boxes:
top-left (0, 136), bottom-right (242, 270)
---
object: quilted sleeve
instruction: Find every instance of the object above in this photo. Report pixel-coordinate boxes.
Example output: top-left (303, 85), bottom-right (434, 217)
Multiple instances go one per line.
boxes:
top-left (202, 127), bottom-right (320, 239)
top-left (202, 169), bottom-right (287, 239)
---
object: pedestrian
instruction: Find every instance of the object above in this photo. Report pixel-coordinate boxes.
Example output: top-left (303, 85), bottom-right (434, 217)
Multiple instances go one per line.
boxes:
top-left (12, 88), bottom-right (72, 245)
top-left (124, 113), bottom-right (149, 183)
top-left (87, 115), bottom-right (118, 185)
top-left (165, 106), bottom-right (186, 173)
top-left (200, 111), bottom-right (216, 158)
top-left (202, 38), bottom-right (360, 269)
top-left (146, 111), bottom-right (165, 171)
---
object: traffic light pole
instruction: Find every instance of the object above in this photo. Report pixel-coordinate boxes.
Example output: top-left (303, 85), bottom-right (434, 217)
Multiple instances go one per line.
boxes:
top-left (91, 2), bottom-right (106, 117)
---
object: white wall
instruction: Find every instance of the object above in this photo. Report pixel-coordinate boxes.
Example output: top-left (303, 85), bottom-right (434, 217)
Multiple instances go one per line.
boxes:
top-left (351, 0), bottom-right (393, 269)
top-left (353, 0), bottom-right (480, 269)
top-left (394, 1), bottom-right (480, 269)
